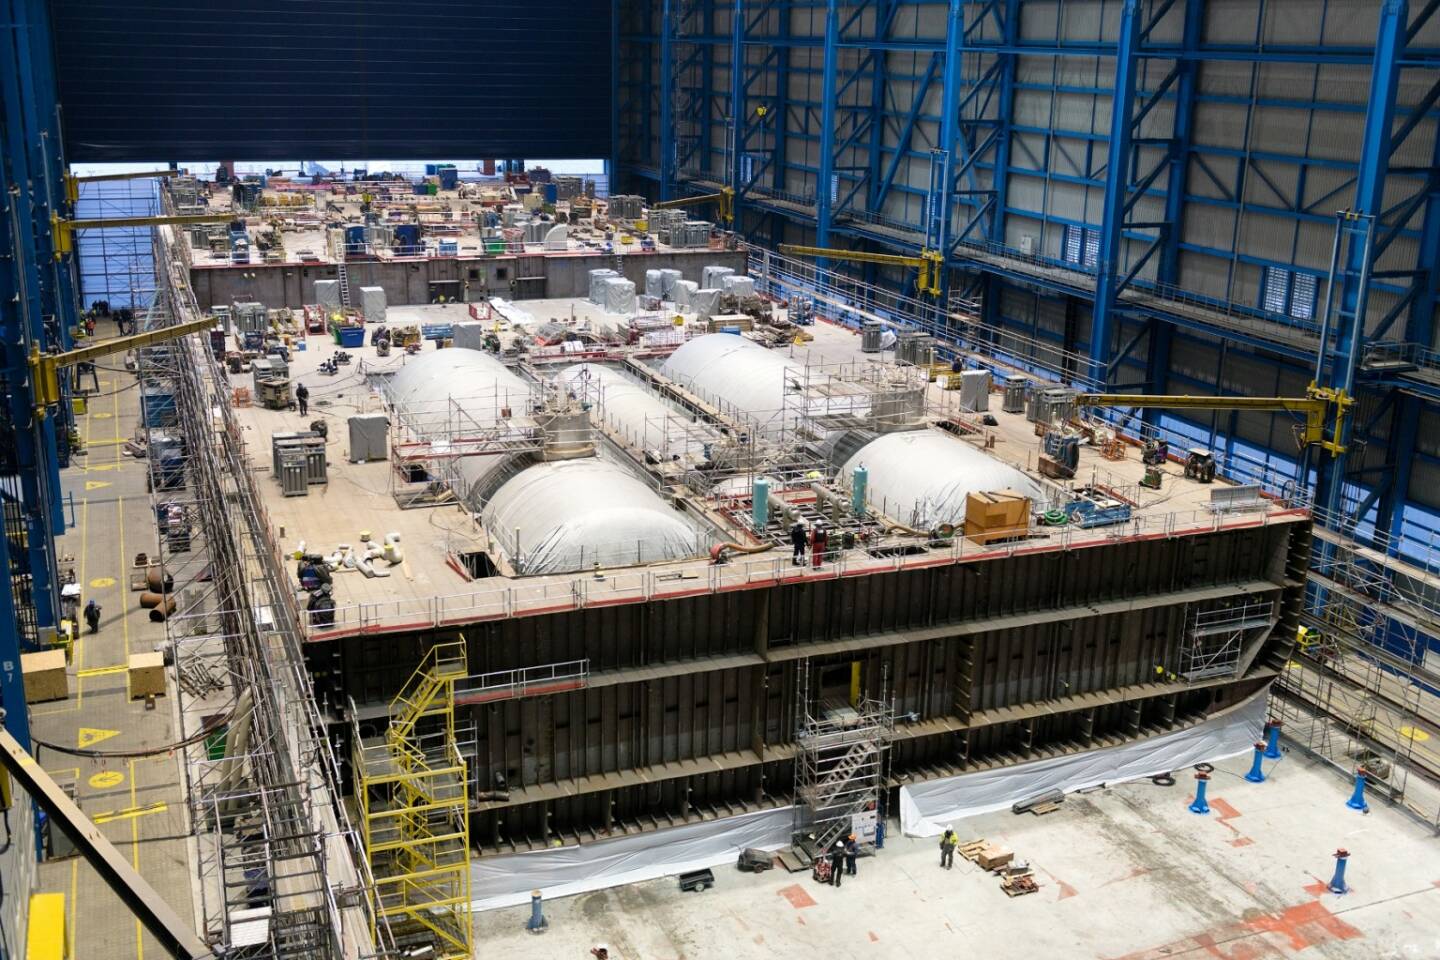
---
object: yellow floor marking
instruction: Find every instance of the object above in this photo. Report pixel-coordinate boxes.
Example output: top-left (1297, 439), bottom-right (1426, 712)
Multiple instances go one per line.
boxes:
top-left (118, 496), bottom-right (129, 663)
top-left (90, 412), bottom-right (112, 419)
top-left (85, 438), bottom-right (128, 447)
top-left (88, 770), bottom-right (125, 789)
top-left (84, 480), bottom-right (112, 491)
top-left (69, 858), bottom-right (78, 953)
top-left (89, 577), bottom-right (115, 589)
top-left (77, 664), bottom-right (126, 678)
top-left (76, 498), bottom-right (87, 704)
top-left (78, 727), bottom-right (120, 748)
top-left (1399, 725), bottom-right (1431, 742)
top-left (87, 463), bottom-right (120, 472)
top-left (93, 802), bottom-right (168, 826)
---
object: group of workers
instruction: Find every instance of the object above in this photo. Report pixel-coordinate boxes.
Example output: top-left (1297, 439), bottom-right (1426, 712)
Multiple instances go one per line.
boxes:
top-left (790, 519), bottom-right (834, 568)
top-left (824, 833), bottom-right (862, 887)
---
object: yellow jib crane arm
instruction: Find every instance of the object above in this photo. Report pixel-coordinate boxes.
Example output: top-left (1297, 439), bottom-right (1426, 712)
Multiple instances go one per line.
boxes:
top-left (1074, 384), bottom-right (1352, 455)
top-left (31, 315), bottom-right (217, 411)
top-left (63, 169), bottom-right (180, 202)
top-left (651, 187), bottom-right (736, 225)
top-left (778, 243), bottom-right (945, 297)
top-left (49, 212), bottom-right (232, 258)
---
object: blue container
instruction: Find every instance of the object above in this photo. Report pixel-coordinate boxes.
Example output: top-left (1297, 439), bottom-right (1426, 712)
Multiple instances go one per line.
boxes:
top-left (542, 182), bottom-right (558, 204)
top-left (338, 325), bottom-right (366, 348)
top-left (394, 224), bottom-right (421, 253)
top-left (438, 240), bottom-right (458, 256)
top-left (425, 163), bottom-right (438, 176)
top-left (345, 225), bottom-right (367, 252)
top-left (438, 166), bottom-right (459, 190)
top-left (414, 183), bottom-right (428, 195)
top-left (140, 385), bottom-right (177, 427)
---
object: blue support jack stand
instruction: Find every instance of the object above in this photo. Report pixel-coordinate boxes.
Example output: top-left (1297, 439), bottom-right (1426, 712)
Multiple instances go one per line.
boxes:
top-left (1346, 768), bottom-right (1370, 812)
top-left (1243, 741), bottom-right (1267, 783)
top-left (527, 889), bottom-right (549, 933)
top-left (1189, 772), bottom-right (1211, 815)
top-left (1329, 849), bottom-right (1350, 895)
top-left (1263, 720), bottom-right (1283, 759)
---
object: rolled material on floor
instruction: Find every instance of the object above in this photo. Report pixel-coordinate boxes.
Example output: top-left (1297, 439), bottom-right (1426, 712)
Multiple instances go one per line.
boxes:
top-left (145, 596), bottom-right (178, 620)
top-left (138, 590), bottom-right (168, 609)
top-left (145, 569), bottom-right (173, 593)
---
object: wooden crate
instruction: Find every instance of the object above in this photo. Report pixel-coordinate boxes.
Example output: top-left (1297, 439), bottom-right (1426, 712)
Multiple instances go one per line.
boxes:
top-left (22, 650), bottom-right (68, 703)
top-left (128, 652), bottom-right (166, 699)
top-left (977, 844), bottom-right (1014, 871)
top-left (964, 490), bottom-right (1032, 544)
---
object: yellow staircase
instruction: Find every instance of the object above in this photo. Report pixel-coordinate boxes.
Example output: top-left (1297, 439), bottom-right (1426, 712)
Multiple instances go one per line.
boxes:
top-left (354, 640), bottom-right (472, 960)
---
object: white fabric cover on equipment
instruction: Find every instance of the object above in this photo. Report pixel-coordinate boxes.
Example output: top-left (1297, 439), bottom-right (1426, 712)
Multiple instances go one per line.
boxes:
top-left (588, 268), bottom-right (619, 304)
top-left (721, 274), bottom-right (755, 297)
top-left (672, 279), bottom-right (698, 306)
top-left (357, 285), bottom-right (386, 323)
top-left (543, 224), bottom-right (569, 250)
top-left (481, 459), bottom-right (702, 573)
top-left (842, 429), bottom-right (1042, 529)
top-left (690, 287), bottom-right (721, 321)
top-left (702, 265), bottom-right (735, 289)
top-left (313, 279), bottom-right (341, 311)
top-left (452, 321), bottom-right (486, 351)
top-left (899, 689), bottom-right (1267, 836)
top-left (659, 268), bottom-right (683, 298)
top-left (471, 805), bottom-right (795, 912)
top-left (599, 277), bottom-right (636, 314)
top-left (644, 269), bottom-right (664, 299)
top-left (560, 363), bottom-right (716, 462)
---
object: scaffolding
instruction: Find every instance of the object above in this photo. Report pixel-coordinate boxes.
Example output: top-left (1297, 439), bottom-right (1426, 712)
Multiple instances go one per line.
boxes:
top-left (148, 193), bottom-right (387, 958)
top-left (1178, 600), bottom-right (1276, 682)
top-left (792, 659), bottom-right (894, 861)
top-left (352, 640), bottom-right (473, 960)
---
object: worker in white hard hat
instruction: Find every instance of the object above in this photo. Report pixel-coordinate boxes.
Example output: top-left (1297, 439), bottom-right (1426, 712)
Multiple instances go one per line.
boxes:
top-left (939, 825), bottom-right (959, 869)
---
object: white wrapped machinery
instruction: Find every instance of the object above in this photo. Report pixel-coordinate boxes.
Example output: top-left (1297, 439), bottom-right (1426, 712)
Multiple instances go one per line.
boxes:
top-left (645, 269), bottom-right (664, 299)
top-left (673, 279), bottom-right (699, 306)
top-left (702, 265), bottom-right (735, 289)
top-left (600, 277), bottom-right (637, 314)
top-left (313, 280), bottom-right (341, 312)
top-left (691, 288), bottom-right (721, 321)
top-left (588, 268), bottom-right (620, 304)
top-left (452, 321), bottom-right (486, 351)
top-left (721, 275), bottom-right (754, 297)
top-left (659, 268), bottom-right (683, 298)
top-left (358, 286), bottom-right (387, 323)
top-left (543, 225), bottom-right (569, 250)
top-left (959, 369), bottom-right (991, 413)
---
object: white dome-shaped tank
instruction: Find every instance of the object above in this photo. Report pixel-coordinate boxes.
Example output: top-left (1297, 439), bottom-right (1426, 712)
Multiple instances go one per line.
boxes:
top-left (385, 349), bottom-right (532, 437)
top-left (843, 430), bottom-right (1043, 530)
top-left (560, 363), bottom-right (718, 462)
top-left (482, 460), bottom-right (705, 574)
top-left (659, 334), bottom-right (810, 433)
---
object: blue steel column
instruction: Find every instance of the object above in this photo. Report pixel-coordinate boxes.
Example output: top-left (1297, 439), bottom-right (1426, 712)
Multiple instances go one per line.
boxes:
top-left (935, 0), bottom-right (964, 259)
top-left (1316, 0), bottom-right (1407, 519)
top-left (987, 0), bottom-right (1021, 246)
top-left (814, 0), bottom-right (840, 250)
top-left (772, 8), bottom-right (790, 196)
top-left (659, 0), bottom-right (677, 200)
top-left (2, 0), bottom-right (62, 641)
top-left (730, 0), bottom-right (745, 210)
top-left (1087, 0), bottom-right (1142, 385)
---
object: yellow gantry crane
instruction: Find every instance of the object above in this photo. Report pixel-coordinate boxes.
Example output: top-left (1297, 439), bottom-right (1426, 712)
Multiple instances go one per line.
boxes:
top-left (1074, 384), bottom-right (1354, 456)
top-left (652, 186), bottom-right (736, 226)
top-left (778, 243), bottom-right (946, 298)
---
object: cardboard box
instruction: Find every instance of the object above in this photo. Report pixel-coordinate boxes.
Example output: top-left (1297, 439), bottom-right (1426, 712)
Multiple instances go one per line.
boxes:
top-left (22, 650), bottom-right (68, 703)
top-left (128, 652), bottom-right (166, 699)
top-left (964, 490), bottom-right (1032, 544)
top-left (977, 844), bottom-right (1013, 871)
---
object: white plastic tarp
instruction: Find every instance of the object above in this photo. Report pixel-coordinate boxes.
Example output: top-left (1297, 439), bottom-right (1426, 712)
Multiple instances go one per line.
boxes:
top-left (898, 689), bottom-right (1267, 837)
top-left (543, 224), bottom-right (569, 250)
top-left (358, 286), bottom-right (386, 323)
top-left (471, 805), bottom-right (795, 912)
top-left (561, 363), bottom-right (716, 461)
top-left (690, 287), bottom-right (721, 321)
top-left (842, 429), bottom-right (1043, 530)
top-left (722, 274), bottom-right (755, 297)
top-left (600, 277), bottom-right (636, 315)
top-left (659, 268), bottom-right (683, 298)
top-left (588, 268), bottom-right (619, 304)
top-left (672, 279), bottom-right (698, 306)
top-left (702, 265), bottom-right (735, 289)
top-left (313, 279), bottom-right (341, 311)
top-left (644, 269), bottom-right (664, 299)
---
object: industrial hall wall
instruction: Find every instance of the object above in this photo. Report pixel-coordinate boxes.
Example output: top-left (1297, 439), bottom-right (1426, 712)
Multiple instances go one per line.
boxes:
top-left (48, 1), bottom-right (612, 162)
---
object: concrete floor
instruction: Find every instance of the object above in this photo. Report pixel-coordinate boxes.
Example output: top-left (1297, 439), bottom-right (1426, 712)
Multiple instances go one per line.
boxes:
top-left (474, 749), bottom-right (1440, 960)
top-left (30, 320), bottom-right (198, 958)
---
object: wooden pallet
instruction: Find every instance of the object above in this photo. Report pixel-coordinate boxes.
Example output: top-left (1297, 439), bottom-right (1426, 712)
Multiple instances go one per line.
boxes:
top-left (1029, 801), bottom-right (1062, 816)
top-left (958, 840), bottom-right (988, 862)
top-left (1001, 874), bottom-right (1039, 897)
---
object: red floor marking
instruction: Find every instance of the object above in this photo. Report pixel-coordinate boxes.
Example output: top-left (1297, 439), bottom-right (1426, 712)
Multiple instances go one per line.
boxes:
top-left (1057, 879), bottom-right (1079, 900)
top-left (778, 884), bottom-right (817, 909)
top-left (1105, 898), bottom-right (1362, 960)
top-left (1209, 797), bottom-right (1242, 820)
top-left (1302, 876), bottom-right (1329, 896)
top-left (1101, 867), bottom-right (1152, 887)
top-left (1230, 838), bottom-right (1255, 848)
top-left (868, 931), bottom-right (879, 942)
top-left (1208, 796), bottom-right (1254, 846)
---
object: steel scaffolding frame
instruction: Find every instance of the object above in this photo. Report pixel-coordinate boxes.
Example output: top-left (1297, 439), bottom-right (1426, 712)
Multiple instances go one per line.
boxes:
top-left (147, 202), bottom-right (389, 958)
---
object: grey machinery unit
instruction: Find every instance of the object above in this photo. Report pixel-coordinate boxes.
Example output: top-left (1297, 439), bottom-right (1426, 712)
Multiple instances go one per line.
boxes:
top-left (272, 431), bottom-right (328, 496)
top-left (1027, 386), bottom-right (1077, 427)
top-left (1001, 375), bottom-right (1028, 414)
top-left (252, 356), bottom-right (292, 410)
top-left (348, 414), bottom-right (390, 463)
top-left (895, 332), bottom-right (935, 367)
top-left (860, 320), bottom-right (883, 353)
